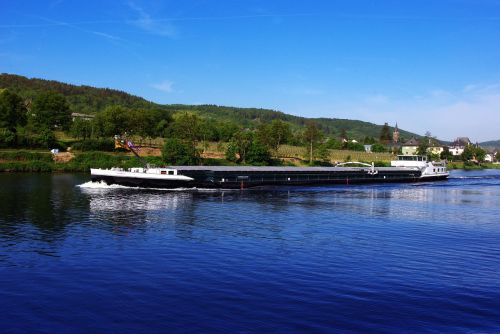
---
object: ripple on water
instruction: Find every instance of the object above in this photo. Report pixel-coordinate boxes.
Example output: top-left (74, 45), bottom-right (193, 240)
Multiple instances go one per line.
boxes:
top-left (1, 172), bottom-right (500, 332)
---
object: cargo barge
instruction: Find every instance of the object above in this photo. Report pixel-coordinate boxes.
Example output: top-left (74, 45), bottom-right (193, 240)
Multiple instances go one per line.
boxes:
top-left (90, 155), bottom-right (449, 189)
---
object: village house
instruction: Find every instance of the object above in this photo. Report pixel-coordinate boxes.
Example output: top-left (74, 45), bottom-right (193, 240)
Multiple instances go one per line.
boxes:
top-left (401, 137), bottom-right (419, 155)
top-left (448, 137), bottom-right (471, 156)
top-left (71, 112), bottom-right (95, 121)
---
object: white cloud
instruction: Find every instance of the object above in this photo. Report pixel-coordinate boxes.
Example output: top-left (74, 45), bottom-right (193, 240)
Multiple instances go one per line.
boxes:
top-left (365, 94), bottom-right (389, 104)
top-left (128, 2), bottom-right (176, 37)
top-left (354, 87), bottom-right (500, 142)
top-left (151, 80), bottom-right (174, 93)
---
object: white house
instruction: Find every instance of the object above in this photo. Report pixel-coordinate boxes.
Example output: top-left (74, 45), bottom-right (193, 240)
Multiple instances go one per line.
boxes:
top-left (449, 137), bottom-right (471, 156)
top-left (401, 137), bottom-right (419, 155)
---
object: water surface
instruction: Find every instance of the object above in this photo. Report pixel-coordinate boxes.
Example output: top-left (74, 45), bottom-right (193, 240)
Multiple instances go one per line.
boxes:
top-left (1, 170), bottom-right (500, 333)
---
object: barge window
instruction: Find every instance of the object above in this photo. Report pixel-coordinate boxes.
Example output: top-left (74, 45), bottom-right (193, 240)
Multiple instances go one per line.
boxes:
top-left (168, 171), bottom-right (174, 175)
top-left (161, 171), bottom-right (166, 175)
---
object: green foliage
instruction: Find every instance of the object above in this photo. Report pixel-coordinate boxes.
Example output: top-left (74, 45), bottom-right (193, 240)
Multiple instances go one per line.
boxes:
top-left (31, 91), bottom-right (71, 130)
top-left (461, 145), bottom-right (486, 162)
top-left (363, 136), bottom-right (376, 144)
top-left (0, 74), bottom-right (422, 141)
top-left (256, 119), bottom-right (291, 151)
top-left (0, 128), bottom-right (15, 147)
top-left (0, 150), bottom-right (53, 162)
top-left (167, 112), bottom-right (201, 144)
top-left (316, 144), bottom-right (331, 163)
top-left (0, 89), bottom-right (27, 131)
top-left (246, 141), bottom-right (272, 165)
top-left (38, 128), bottom-right (57, 148)
top-left (225, 141), bottom-right (239, 162)
top-left (371, 143), bottom-right (386, 153)
top-left (71, 138), bottom-right (114, 151)
top-left (440, 146), bottom-right (453, 160)
top-left (324, 138), bottom-right (342, 150)
top-left (93, 105), bottom-right (130, 137)
top-left (70, 118), bottom-right (93, 139)
top-left (346, 141), bottom-right (365, 151)
top-left (225, 131), bottom-right (252, 163)
top-left (162, 138), bottom-right (201, 165)
top-left (416, 140), bottom-right (429, 156)
top-left (303, 122), bottom-right (324, 163)
top-left (379, 122), bottom-right (391, 143)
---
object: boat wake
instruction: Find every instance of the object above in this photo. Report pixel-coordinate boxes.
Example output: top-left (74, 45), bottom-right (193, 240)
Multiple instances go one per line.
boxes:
top-left (77, 181), bottom-right (223, 192)
top-left (78, 181), bottom-right (131, 189)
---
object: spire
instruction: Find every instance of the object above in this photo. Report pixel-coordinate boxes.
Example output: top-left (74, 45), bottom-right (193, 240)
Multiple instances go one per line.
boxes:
top-left (393, 122), bottom-right (400, 144)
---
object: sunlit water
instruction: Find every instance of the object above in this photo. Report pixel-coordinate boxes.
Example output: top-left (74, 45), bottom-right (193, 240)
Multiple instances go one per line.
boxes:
top-left (1, 170), bottom-right (500, 333)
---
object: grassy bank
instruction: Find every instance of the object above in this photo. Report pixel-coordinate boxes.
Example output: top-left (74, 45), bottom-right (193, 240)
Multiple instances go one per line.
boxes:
top-left (0, 151), bottom-right (154, 172)
top-left (2, 149), bottom-right (496, 172)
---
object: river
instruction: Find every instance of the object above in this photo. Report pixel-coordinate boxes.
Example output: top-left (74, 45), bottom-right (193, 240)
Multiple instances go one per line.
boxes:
top-left (1, 170), bottom-right (500, 333)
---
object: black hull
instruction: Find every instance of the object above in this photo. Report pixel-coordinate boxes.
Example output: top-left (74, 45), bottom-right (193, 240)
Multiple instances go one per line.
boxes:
top-left (91, 168), bottom-right (448, 190)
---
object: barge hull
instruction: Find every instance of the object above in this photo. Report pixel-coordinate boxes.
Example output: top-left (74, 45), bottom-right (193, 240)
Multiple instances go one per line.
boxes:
top-left (91, 166), bottom-right (448, 189)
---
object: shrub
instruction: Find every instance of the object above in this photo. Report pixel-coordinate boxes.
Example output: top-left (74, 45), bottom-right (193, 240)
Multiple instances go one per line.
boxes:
top-left (71, 138), bottom-right (115, 151)
top-left (162, 138), bottom-right (201, 165)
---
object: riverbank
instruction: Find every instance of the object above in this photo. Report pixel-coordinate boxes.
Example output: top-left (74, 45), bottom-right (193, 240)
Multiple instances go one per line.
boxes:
top-left (1, 149), bottom-right (498, 172)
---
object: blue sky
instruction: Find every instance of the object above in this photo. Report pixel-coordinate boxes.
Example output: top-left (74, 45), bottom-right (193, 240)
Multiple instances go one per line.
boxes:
top-left (1, 0), bottom-right (500, 141)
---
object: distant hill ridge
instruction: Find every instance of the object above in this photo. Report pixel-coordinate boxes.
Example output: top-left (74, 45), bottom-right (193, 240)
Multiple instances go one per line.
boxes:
top-left (1, 73), bottom-right (419, 140)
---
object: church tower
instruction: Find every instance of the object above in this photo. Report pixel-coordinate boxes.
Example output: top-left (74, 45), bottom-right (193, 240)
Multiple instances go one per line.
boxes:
top-left (393, 123), bottom-right (400, 144)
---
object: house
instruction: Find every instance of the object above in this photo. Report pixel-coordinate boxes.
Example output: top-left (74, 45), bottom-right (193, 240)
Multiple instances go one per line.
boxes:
top-left (401, 137), bottom-right (419, 155)
top-left (448, 137), bottom-right (471, 156)
top-left (364, 144), bottom-right (372, 153)
top-left (71, 112), bottom-right (95, 121)
top-left (484, 153), bottom-right (494, 163)
top-left (428, 139), bottom-right (444, 156)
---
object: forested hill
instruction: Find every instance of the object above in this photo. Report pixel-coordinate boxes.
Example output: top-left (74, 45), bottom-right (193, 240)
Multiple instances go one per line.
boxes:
top-left (0, 73), bottom-right (419, 140)
top-left (479, 140), bottom-right (500, 149)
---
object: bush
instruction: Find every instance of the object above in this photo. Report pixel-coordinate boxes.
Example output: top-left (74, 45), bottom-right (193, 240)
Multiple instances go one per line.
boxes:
top-left (0, 128), bottom-right (15, 147)
top-left (71, 138), bottom-right (115, 151)
top-left (162, 138), bottom-right (201, 165)
top-left (371, 143), bottom-right (386, 153)
top-left (0, 150), bottom-right (53, 162)
top-left (246, 141), bottom-right (272, 165)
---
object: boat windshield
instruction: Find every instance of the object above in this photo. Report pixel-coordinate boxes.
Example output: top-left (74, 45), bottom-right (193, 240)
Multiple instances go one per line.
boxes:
top-left (397, 155), bottom-right (426, 161)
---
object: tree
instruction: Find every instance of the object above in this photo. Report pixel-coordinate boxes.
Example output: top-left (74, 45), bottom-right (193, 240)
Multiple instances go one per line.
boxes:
top-left (496, 151), bottom-right (500, 162)
top-left (440, 146), bottom-right (453, 161)
top-left (31, 91), bottom-right (71, 130)
top-left (70, 118), bottom-right (93, 140)
top-left (303, 122), bottom-right (323, 164)
top-left (257, 119), bottom-right (291, 151)
top-left (93, 105), bottom-right (130, 137)
top-left (416, 140), bottom-right (429, 156)
top-left (246, 141), bottom-right (272, 165)
top-left (0, 128), bottom-right (15, 147)
top-left (0, 89), bottom-right (27, 132)
top-left (363, 136), bottom-right (376, 144)
top-left (225, 130), bottom-right (253, 163)
top-left (162, 138), bottom-right (200, 165)
top-left (379, 123), bottom-right (391, 144)
top-left (168, 112), bottom-right (201, 145)
top-left (371, 143), bottom-right (386, 153)
top-left (460, 144), bottom-right (485, 162)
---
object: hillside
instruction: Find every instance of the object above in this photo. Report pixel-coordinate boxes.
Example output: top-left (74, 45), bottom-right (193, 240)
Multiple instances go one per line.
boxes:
top-left (479, 140), bottom-right (500, 150)
top-left (0, 73), bottom-right (419, 140)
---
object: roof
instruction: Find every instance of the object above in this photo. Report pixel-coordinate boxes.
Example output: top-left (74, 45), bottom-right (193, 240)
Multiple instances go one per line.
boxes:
top-left (452, 137), bottom-right (471, 146)
top-left (402, 137), bottom-right (420, 146)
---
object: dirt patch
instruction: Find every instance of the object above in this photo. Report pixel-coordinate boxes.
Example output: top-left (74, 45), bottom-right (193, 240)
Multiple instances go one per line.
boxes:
top-left (137, 147), bottom-right (162, 156)
top-left (201, 151), bottom-right (225, 159)
top-left (53, 152), bottom-right (75, 163)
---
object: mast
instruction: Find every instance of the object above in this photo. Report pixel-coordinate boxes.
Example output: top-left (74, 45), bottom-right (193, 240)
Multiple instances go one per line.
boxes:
top-left (114, 135), bottom-right (148, 168)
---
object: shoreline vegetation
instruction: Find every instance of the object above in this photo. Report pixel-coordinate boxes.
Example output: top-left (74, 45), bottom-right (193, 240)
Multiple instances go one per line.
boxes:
top-left (2, 75), bottom-right (498, 172)
top-left (1, 148), bottom-right (498, 173)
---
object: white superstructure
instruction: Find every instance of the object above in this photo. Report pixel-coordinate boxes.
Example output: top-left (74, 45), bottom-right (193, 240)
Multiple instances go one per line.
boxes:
top-left (391, 155), bottom-right (448, 178)
top-left (90, 167), bottom-right (194, 181)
